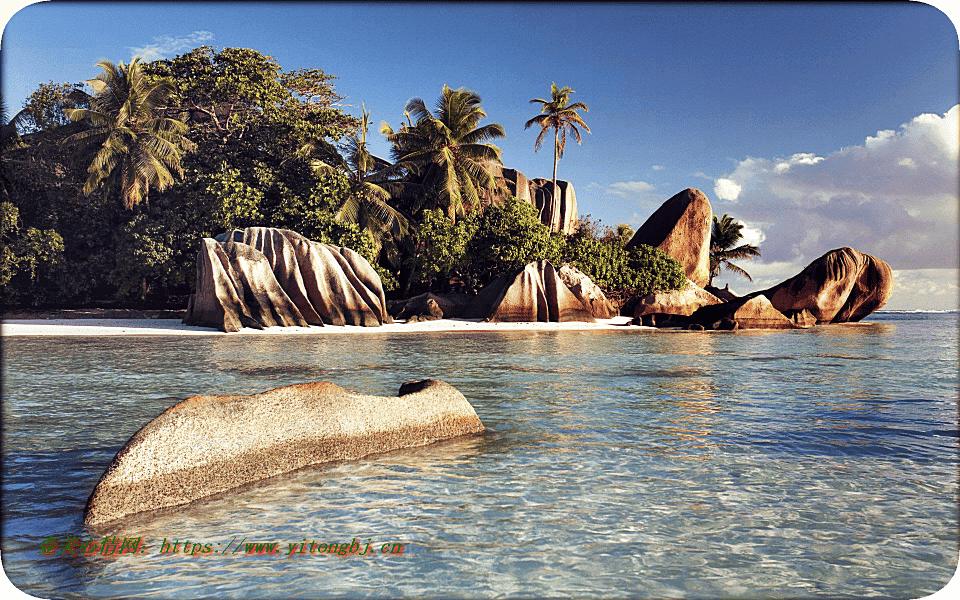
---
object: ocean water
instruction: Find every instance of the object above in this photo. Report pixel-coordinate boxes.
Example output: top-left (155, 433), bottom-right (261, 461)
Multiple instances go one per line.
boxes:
top-left (1, 312), bottom-right (957, 599)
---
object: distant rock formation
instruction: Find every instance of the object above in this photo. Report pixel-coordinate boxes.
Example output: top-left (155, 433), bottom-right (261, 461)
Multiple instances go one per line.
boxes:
top-left (558, 264), bottom-right (618, 319)
top-left (183, 227), bottom-right (392, 332)
top-left (530, 178), bottom-right (579, 235)
top-left (633, 280), bottom-right (723, 318)
top-left (482, 163), bottom-right (579, 234)
top-left (463, 260), bottom-right (596, 322)
top-left (625, 188), bottom-right (712, 287)
top-left (755, 247), bottom-right (894, 323)
top-left (84, 379), bottom-right (484, 526)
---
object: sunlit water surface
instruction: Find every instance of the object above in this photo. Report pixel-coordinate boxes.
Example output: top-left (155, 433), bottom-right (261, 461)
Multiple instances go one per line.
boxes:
top-left (2, 312), bottom-right (957, 598)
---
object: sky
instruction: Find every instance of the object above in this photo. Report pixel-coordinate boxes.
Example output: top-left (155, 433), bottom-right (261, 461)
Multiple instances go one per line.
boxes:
top-left (2, 1), bottom-right (958, 310)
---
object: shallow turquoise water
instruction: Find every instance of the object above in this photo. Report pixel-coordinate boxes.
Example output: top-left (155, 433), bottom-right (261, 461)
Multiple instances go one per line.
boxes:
top-left (2, 312), bottom-right (957, 598)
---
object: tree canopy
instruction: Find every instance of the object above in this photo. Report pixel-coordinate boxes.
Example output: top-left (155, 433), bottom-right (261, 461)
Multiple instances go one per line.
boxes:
top-left (709, 213), bottom-right (761, 285)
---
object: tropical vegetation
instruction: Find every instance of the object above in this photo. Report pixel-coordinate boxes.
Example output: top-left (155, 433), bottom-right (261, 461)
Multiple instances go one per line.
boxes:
top-left (1, 46), bottom-right (687, 311)
top-left (709, 213), bottom-right (761, 285)
top-left (62, 58), bottom-right (196, 210)
top-left (525, 83), bottom-right (591, 200)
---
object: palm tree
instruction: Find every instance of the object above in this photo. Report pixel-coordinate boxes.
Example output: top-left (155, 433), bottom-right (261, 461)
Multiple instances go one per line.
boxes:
top-left (62, 58), bottom-right (195, 210)
top-left (297, 104), bottom-right (408, 250)
top-left (381, 85), bottom-right (506, 222)
top-left (709, 213), bottom-right (761, 285)
top-left (524, 83), bottom-right (591, 201)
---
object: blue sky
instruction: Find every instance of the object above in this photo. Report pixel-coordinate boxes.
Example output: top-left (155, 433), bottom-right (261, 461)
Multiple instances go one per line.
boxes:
top-left (2, 1), bottom-right (958, 310)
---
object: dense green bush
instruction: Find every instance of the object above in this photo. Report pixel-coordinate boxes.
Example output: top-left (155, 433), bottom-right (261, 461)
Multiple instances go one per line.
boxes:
top-left (562, 234), bottom-right (687, 296)
top-left (0, 203), bottom-right (64, 294)
top-left (466, 196), bottom-right (565, 286)
top-left (410, 207), bottom-right (479, 291)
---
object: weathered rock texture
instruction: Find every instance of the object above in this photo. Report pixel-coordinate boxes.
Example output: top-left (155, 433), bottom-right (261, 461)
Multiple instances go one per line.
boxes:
top-left (481, 163), bottom-right (579, 235)
top-left (756, 247), bottom-right (894, 323)
top-left (625, 188), bottom-right (713, 287)
top-left (84, 379), bottom-right (484, 526)
top-left (183, 227), bottom-right (392, 332)
top-left (633, 280), bottom-right (723, 318)
top-left (558, 264), bottom-right (618, 319)
top-left (463, 260), bottom-right (596, 322)
top-left (529, 178), bottom-right (579, 235)
top-left (690, 295), bottom-right (798, 330)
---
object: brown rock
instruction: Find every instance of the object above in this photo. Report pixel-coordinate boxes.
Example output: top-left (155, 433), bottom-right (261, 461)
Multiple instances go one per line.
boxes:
top-left (183, 239), bottom-right (308, 333)
top-left (84, 379), bottom-right (484, 526)
top-left (558, 264), bottom-right (618, 319)
top-left (501, 168), bottom-right (532, 205)
top-left (625, 188), bottom-right (712, 287)
top-left (633, 280), bottom-right (723, 318)
top-left (759, 247), bottom-right (894, 323)
top-left (529, 178), bottom-right (579, 234)
top-left (690, 295), bottom-right (797, 330)
top-left (705, 283), bottom-right (739, 301)
top-left (183, 227), bottom-right (392, 331)
top-left (463, 260), bottom-right (595, 322)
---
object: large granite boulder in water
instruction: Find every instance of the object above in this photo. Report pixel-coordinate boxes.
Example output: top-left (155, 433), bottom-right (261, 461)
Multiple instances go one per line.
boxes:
top-left (756, 247), bottom-right (894, 323)
top-left (84, 379), bottom-right (484, 526)
top-left (183, 227), bottom-right (392, 331)
top-left (625, 188), bottom-right (713, 288)
top-left (463, 260), bottom-right (596, 322)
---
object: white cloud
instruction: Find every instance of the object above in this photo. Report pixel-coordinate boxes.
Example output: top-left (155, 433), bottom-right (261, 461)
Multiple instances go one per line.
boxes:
top-left (651, 165), bottom-right (665, 171)
top-left (130, 31), bottom-right (215, 61)
top-left (897, 157), bottom-right (917, 169)
top-left (710, 105), bottom-right (960, 310)
top-left (714, 178), bottom-right (742, 201)
top-left (606, 180), bottom-right (655, 198)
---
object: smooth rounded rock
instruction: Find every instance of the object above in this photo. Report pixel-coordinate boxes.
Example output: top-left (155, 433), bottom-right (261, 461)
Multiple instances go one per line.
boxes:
top-left (84, 379), bottom-right (484, 526)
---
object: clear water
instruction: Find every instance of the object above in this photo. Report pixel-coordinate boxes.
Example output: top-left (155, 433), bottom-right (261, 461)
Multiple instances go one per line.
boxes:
top-left (2, 312), bottom-right (957, 599)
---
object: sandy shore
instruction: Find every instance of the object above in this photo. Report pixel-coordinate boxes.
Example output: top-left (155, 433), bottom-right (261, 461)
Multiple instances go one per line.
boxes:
top-left (1, 316), bottom-right (641, 336)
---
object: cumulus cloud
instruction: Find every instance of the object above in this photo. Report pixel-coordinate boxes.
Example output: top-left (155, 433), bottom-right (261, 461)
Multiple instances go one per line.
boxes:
top-left (709, 105), bottom-right (959, 309)
top-left (606, 180), bottom-right (655, 198)
top-left (130, 31), bottom-right (215, 61)
top-left (714, 178), bottom-right (742, 201)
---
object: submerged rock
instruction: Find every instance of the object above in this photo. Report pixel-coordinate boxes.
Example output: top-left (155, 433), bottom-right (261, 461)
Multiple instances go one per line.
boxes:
top-left (84, 379), bottom-right (484, 526)
top-left (626, 188), bottom-right (713, 287)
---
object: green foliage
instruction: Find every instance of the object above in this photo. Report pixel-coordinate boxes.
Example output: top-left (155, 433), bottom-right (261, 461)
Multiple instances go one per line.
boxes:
top-left (62, 58), bottom-right (195, 209)
top-left (525, 83), bottom-right (591, 191)
top-left (0, 202), bottom-right (64, 291)
top-left (561, 220), bottom-right (687, 296)
top-left (411, 207), bottom-right (479, 290)
top-left (710, 213), bottom-right (761, 284)
top-left (18, 82), bottom-right (87, 134)
top-left (466, 196), bottom-right (564, 285)
top-left (382, 85), bottom-right (505, 221)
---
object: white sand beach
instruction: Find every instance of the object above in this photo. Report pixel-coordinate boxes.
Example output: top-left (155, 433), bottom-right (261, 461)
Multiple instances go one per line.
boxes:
top-left (1, 316), bottom-right (640, 336)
